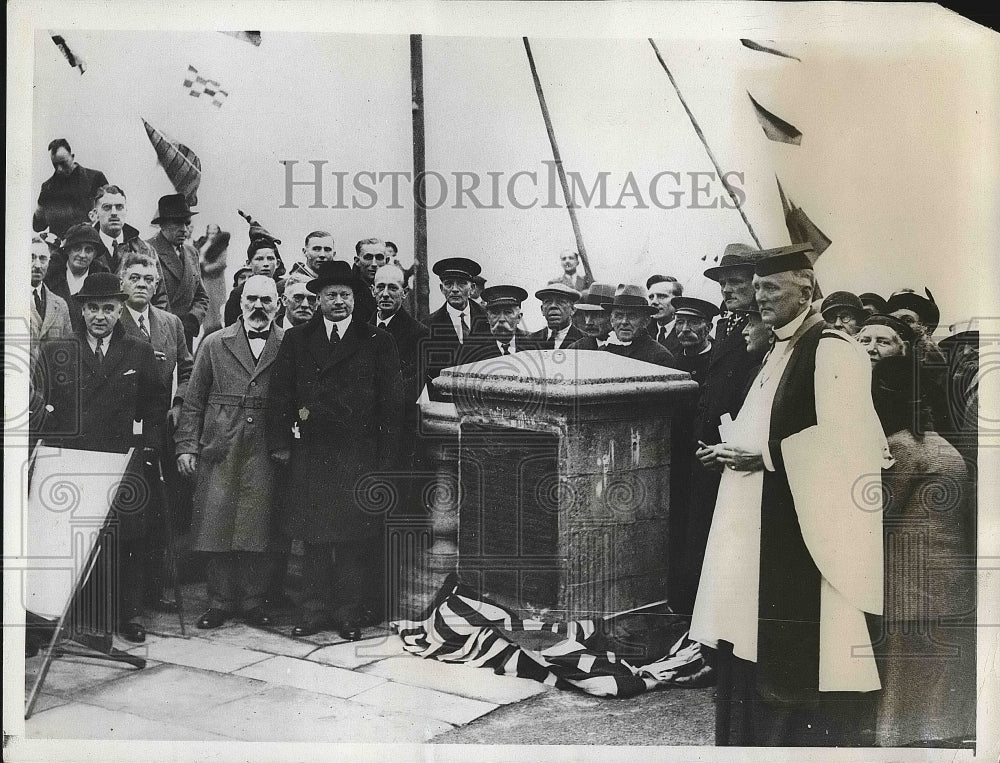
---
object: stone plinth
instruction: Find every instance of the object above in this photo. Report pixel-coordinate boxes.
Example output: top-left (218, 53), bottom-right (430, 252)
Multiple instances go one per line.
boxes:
top-left (433, 349), bottom-right (697, 620)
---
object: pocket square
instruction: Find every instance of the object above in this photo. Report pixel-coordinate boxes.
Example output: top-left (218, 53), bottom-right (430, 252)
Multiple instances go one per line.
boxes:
top-left (123, 369), bottom-right (137, 376)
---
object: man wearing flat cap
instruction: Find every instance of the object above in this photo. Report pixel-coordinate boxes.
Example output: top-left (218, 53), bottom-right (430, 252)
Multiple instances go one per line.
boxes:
top-left (422, 257), bottom-right (487, 400)
top-left (529, 282), bottom-right (583, 350)
top-left (820, 291), bottom-right (866, 336)
top-left (691, 243), bottom-right (887, 746)
top-left (146, 194), bottom-right (210, 348)
top-left (267, 260), bottom-right (403, 641)
top-left (34, 272), bottom-right (169, 644)
top-left (568, 285), bottom-right (674, 367)
top-left (458, 285), bottom-right (538, 364)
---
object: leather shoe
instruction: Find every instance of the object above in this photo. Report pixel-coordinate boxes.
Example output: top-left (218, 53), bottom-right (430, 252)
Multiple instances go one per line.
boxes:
top-left (338, 622), bottom-right (364, 642)
top-left (243, 606), bottom-right (272, 627)
top-left (196, 608), bottom-right (230, 629)
top-left (120, 621), bottom-right (147, 643)
top-left (292, 619), bottom-right (329, 638)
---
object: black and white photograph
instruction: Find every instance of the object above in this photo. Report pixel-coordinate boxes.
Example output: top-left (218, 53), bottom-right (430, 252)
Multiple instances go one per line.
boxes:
top-left (5, 1), bottom-right (998, 760)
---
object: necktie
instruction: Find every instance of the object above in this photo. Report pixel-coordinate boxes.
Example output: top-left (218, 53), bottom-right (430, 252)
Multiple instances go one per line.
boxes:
top-left (329, 324), bottom-right (340, 346)
top-left (500, 342), bottom-right (510, 355)
top-left (111, 239), bottom-right (121, 268)
top-left (547, 331), bottom-right (556, 350)
top-left (658, 325), bottom-right (666, 344)
top-left (137, 314), bottom-right (150, 339)
top-left (95, 337), bottom-right (105, 368)
top-left (34, 288), bottom-right (45, 319)
top-left (459, 313), bottom-right (469, 344)
top-left (248, 330), bottom-right (270, 340)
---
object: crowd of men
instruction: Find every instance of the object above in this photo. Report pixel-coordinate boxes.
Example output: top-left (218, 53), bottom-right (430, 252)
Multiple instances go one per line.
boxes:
top-left (27, 138), bottom-right (980, 748)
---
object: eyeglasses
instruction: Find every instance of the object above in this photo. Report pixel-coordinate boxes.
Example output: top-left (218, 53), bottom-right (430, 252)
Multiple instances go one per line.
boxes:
top-left (288, 294), bottom-right (318, 304)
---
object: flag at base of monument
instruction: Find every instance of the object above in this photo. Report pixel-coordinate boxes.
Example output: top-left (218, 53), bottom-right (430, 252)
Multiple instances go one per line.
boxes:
top-left (392, 574), bottom-right (705, 698)
top-left (142, 118), bottom-right (202, 206)
top-left (183, 65), bottom-right (229, 108)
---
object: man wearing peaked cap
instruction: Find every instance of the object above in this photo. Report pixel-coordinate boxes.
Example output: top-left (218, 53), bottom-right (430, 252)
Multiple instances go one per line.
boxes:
top-left (422, 257), bottom-right (487, 400)
top-left (820, 291), bottom-right (866, 336)
top-left (671, 297), bottom-right (720, 386)
top-left (529, 282), bottom-right (583, 350)
top-left (568, 284), bottom-right (674, 367)
top-left (146, 194), bottom-right (209, 348)
top-left (691, 240), bottom-right (887, 746)
top-left (458, 285), bottom-right (536, 363)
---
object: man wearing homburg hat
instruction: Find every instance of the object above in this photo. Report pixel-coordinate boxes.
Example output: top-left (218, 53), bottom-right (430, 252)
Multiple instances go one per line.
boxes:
top-left (690, 243), bottom-right (887, 746)
top-left (267, 260), bottom-right (403, 641)
top-left (422, 257), bottom-right (487, 400)
top-left (567, 285), bottom-right (675, 367)
top-left (528, 282), bottom-right (584, 350)
top-left (34, 272), bottom-right (169, 644)
top-left (146, 194), bottom-right (210, 348)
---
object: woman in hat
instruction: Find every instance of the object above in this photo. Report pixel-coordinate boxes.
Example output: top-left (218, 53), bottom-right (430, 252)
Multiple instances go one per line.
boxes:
top-left (44, 222), bottom-right (111, 334)
top-left (856, 314), bottom-right (915, 367)
top-left (870, 355), bottom-right (975, 747)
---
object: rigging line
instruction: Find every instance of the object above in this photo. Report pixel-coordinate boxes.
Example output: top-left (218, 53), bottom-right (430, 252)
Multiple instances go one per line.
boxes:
top-left (648, 38), bottom-right (762, 250)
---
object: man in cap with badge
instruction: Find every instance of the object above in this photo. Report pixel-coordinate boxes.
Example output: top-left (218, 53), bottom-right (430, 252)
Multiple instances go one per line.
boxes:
top-left (175, 275), bottom-right (285, 630)
top-left (267, 260), bottom-right (403, 641)
top-left (34, 272), bottom-right (169, 643)
top-left (670, 296), bottom-right (720, 386)
top-left (691, 243), bottom-right (887, 746)
top-left (422, 257), bottom-right (486, 400)
top-left (568, 284), bottom-right (674, 367)
top-left (528, 282), bottom-right (583, 350)
top-left (458, 285), bottom-right (538, 364)
top-left (146, 194), bottom-right (210, 348)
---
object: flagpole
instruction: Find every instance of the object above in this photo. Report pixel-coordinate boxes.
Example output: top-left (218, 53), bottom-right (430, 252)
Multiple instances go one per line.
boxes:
top-left (523, 37), bottom-right (594, 284)
top-left (411, 34), bottom-right (430, 320)
top-left (648, 39), bottom-right (762, 249)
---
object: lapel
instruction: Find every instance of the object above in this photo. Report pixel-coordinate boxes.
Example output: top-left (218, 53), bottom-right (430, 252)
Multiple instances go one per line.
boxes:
top-left (324, 317), bottom-right (367, 372)
top-left (429, 305), bottom-right (460, 343)
top-left (221, 322), bottom-right (257, 376)
top-left (251, 326), bottom-right (283, 380)
top-left (149, 307), bottom-right (170, 350)
top-left (153, 233), bottom-right (184, 282)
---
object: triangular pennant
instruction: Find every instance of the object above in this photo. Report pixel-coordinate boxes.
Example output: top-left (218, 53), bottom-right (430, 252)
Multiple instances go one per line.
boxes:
top-left (220, 31), bottom-right (262, 47)
top-left (740, 38), bottom-right (801, 62)
top-left (749, 93), bottom-right (802, 145)
top-left (142, 118), bottom-right (202, 206)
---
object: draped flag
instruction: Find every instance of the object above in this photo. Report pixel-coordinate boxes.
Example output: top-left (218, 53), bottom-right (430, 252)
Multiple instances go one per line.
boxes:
top-left (183, 65), bottom-right (229, 108)
top-left (776, 176), bottom-right (832, 257)
top-left (748, 93), bottom-right (802, 146)
top-left (51, 34), bottom-right (86, 74)
top-left (740, 38), bottom-right (801, 62)
top-left (391, 574), bottom-right (705, 698)
top-left (220, 31), bottom-right (262, 47)
top-left (142, 119), bottom-right (202, 206)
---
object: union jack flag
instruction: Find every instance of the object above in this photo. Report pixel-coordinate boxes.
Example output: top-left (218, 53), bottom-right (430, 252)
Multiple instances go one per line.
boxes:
top-left (182, 65), bottom-right (228, 108)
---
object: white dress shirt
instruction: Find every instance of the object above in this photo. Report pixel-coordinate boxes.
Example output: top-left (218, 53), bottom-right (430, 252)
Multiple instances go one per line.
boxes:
top-left (323, 314), bottom-right (353, 342)
top-left (446, 303), bottom-right (469, 343)
top-left (127, 305), bottom-right (152, 337)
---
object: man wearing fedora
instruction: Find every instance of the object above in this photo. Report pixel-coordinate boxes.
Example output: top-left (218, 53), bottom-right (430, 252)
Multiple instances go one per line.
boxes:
top-left (528, 282), bottom-right (583, 350)
top-left (570, 283), bottom-right (615, 341)
top-left (176, 275), bottom-right (285, 630)
top-left (646, 275), bottom-right (684, 354)
top-left (267, 260), bottom-right (403, 640)
top-left (34, 272), bottom-right (169, 644)
top-left (568, 284), bottom-right (675, 367)
top-left (820, 291), bottom-right (866, 336)
top-left (146, 194), bottom-right (210, 348)
top-left (422, 257), bottom-right (487, 400)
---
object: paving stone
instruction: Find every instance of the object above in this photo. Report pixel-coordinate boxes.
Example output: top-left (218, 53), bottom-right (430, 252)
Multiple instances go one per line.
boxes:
top-left (361, 655), bottom-right (547, 705)
top-left (234, 655), bottom-right (386, 698)
top-left (24, 653), bottom-right (142, 696)
top-left (25, 702), bottom-right (229, 741)
top-left (135, 635), bottom-right (273, 673)
top-left (198, 622), bottom-right (316, 658)
top-left (350, 681), bottom-right (498, 726)
top-left (308, 633), bottom-right (408, 669)
top-left (79, 663), bottom-right (270, 721)
top-left (179, 684), bottom-right (452, 743)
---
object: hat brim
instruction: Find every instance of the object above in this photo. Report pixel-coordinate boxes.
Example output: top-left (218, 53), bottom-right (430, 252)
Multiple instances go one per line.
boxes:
top-left (151, 211), bottom-right (199, 225)
top-left (821, 306), bottom-right (867, 322)
top-left (602, 304), bottom-right (658, 314)
top-left (306, 275), bottom-right (365, 294)
top-left (72, 290), bottom-right (127, 301)
top-left (703, 262), bottom-right (755, 282)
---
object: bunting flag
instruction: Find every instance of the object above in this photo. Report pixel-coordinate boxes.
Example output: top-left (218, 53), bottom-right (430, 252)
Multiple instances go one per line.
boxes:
top-left (776, 176), bottom-right (832, 258)
top-left (740, 38), bottom-right (801, 62)
top-left (748, 93), bottom-right (802, 146)
top-left (142, 119), bottom-right (201, 206)
top-left (50, 34), bottom-right (86, 74)
top-left (391, 574), bottom-right (705, 698)
top-left (220, 31), bottom-right (262, 47)
top-left (183, 65), bottom-right (229, 108)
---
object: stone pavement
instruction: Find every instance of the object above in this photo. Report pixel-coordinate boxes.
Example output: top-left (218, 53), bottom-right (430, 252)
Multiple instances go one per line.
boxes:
top-left (22, 582), bottom-right (714, 746)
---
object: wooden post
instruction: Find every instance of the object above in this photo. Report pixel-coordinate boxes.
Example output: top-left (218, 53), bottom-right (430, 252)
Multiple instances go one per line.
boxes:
top-left (411, 34), bottom-right (430, 321)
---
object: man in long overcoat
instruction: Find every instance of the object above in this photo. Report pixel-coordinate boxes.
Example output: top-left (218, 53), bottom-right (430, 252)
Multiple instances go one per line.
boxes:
top-left (175, 276), bottom-right (284, 629)
top-left (267, 260), bottom-right (403, 640)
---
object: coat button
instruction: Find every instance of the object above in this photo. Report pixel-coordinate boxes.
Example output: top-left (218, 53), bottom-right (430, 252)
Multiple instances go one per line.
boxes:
top-left (247, 416), bottom-right (254, 423)
top-left (250, 381), bottom-right (257, 387)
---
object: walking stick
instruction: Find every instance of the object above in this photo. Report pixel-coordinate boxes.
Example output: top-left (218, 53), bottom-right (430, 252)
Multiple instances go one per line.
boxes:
top-left (151, 454), bottom-right (186, 636)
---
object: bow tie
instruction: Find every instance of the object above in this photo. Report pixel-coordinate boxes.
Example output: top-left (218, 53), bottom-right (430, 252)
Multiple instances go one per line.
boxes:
top-left (248, 330), bottom-right (270, 340)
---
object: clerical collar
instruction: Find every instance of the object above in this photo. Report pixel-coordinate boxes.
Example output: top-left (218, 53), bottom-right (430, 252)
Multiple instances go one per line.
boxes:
top-left (127, 304), bottom-right (150, 326)
top-left (772, 307), bottom-right (811, 342)
top-left (605, 332), bottom-right (632, 347)
top-left (323, 314), bottom-right (352, 339)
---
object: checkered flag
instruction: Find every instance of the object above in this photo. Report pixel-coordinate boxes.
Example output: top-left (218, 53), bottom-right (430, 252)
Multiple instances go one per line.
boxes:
top-left (182, 65), bottom-right (229, 108)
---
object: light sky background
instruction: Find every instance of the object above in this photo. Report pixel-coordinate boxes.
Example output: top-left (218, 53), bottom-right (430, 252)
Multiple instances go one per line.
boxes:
top-left (24, 19), bottom-right (1000, 331)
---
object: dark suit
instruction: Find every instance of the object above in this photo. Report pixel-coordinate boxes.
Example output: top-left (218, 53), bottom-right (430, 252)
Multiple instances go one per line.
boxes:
top-left (567, 333), bottom-right (676, 367)
top-left (146, 232), bottom-right (210, 340)
top-left (528, 323), bottom-right (584, 350)
top-left (30, 284), bottom-right (74, 354)
top-left (267, 314), bottom-right (403, 625)
top-left (456, 329), bottom-right (539, 365)
top-left (43, 255), bottom-right (111, 335)
top-left (33, 164), bottom-right (108, 236)
top-left (651, 322), bottom-right (683, 356)
top-left (377, 308), bottom-right (430, 406)
top-left (350, 265), bottom-right (378, 323)
top-left (422, 300), bottom-right (487, 401)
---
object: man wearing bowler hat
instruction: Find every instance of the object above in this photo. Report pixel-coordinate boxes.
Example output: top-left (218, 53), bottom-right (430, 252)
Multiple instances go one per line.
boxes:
top-left (569, 285), bottom-right (674, 367)
top-left (34, 272), bottom-right (169, 644)
top-left (267, 260), bottom-right (403, 640)
top-left (146, 194), bottom-right (210, 348)
top-left (820, 291), bottom-right (866, 336)
top-left (422, 257), bottom-right (487, 400)
top-left (529, 282), bottom-right (583, 350)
